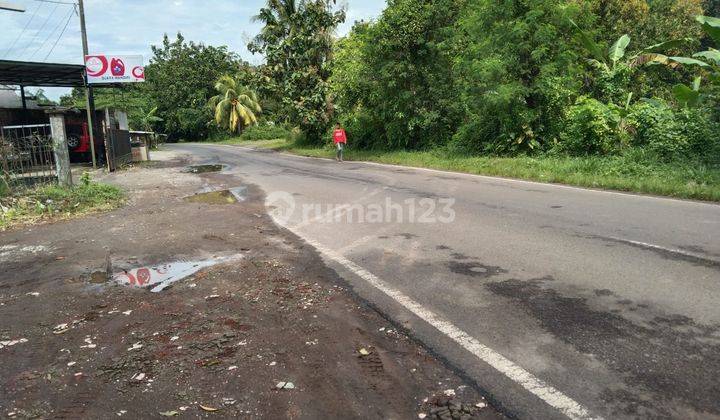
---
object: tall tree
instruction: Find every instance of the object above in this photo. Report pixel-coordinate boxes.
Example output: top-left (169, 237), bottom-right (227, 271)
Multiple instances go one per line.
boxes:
top-left (145, 33), bottom-right (240, 141)
top-left (249, 0), bottom-right (345, 144)
top-left (332, 0), bottom-right (464, 150)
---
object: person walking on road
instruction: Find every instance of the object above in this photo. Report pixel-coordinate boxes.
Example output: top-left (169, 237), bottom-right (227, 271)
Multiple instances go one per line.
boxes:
top-left (333, 122), bottom-right (347, 162)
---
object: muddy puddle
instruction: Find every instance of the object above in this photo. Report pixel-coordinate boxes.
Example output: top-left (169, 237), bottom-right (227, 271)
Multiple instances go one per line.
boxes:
top-left (185, 164), bottom-right (225, 173)
top-left (184, 187), bottom-right (247, 205)
top-left (113, 254), bottom-right (243, 292)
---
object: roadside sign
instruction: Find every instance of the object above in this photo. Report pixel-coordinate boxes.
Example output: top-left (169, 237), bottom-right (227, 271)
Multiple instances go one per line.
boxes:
top-left (85, 55), bottom-right (145, 84)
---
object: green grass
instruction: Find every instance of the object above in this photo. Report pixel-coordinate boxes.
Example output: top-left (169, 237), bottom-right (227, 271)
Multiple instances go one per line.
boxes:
top-left (207, 138), bottom-right (720, 202)
top-left (0, 181), bottom-right (125, 230)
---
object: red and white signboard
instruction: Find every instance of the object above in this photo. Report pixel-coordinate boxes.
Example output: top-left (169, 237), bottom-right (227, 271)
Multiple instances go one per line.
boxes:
top-left (85, 54), bottom-right (145, 84)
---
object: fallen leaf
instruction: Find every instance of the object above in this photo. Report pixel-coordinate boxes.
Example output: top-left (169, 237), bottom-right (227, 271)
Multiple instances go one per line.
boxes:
top-left (358, 348), bottom-right (370, 356)
top-left (199, 405), bottom-right (218, 412)
top-left (158, 411), bottom-right (178, 417)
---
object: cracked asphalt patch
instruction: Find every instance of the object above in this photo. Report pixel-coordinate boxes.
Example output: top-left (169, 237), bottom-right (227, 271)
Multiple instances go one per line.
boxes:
top-left (486, 277), bottom-right (720, 418)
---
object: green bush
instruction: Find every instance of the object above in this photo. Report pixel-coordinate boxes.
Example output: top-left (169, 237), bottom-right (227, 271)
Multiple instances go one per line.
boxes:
top-left (676, 108), bottom-right (720, 165)
top-left (0, 178), bottom-right (9, 197)
top-left (342, 109), bottom-right (387, 150)
top-left (558, 97), bottom-right (628, 155)
top-left (628, 101), bottom-right (720, 163)
top-left (0, 180), bottom-right (124, 230)
top-left (239, 124), bottom-right (291, 141)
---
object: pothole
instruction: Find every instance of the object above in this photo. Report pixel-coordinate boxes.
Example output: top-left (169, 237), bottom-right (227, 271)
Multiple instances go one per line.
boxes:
top-left (184, 186), bottom-right (246, 205)
top-left (112, 255), bottom-right (243, 292)
top-left (185, 164), bottom-right (225, 173)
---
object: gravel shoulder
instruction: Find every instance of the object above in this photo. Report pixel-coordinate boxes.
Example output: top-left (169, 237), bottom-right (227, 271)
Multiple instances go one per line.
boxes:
top-left (0, 151), bottom-right (503, 419)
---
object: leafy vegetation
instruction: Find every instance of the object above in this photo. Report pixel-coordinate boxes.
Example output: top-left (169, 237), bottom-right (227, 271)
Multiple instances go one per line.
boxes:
top-left (234, 139), bottom-right (720, 201)
top-left (234, 124), bottom-right (292, 141)
top-left (208, 75), bottom-right (262, 134)
top-left (52, 0), bottom-right (720, 199)
top-left (0, 176), bottom-right (125, 230)
top-left (249, 0), bottom-right (345, 144)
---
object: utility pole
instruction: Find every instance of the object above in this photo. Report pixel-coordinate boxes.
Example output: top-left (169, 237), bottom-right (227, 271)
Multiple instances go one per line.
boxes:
top-left (78, 0), bottom-right (97, 168)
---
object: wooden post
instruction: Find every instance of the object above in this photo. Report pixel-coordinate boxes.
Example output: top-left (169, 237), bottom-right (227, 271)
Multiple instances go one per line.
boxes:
top-left (49, 112), bottom-right (73, 187)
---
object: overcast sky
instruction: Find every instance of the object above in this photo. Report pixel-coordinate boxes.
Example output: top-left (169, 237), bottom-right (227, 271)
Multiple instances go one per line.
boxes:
top-left (0, 0), bottom-right (386, 99)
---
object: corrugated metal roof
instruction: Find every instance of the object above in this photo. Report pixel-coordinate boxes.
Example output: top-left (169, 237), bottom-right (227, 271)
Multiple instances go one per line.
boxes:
top-left (0, 60), bottom-right (85, 87)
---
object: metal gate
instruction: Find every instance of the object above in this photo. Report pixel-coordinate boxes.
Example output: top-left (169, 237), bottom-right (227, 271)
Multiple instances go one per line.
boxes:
top-left (0, 124), bottom-right (57, 193)
top-left (106, 128), bottom-right (132, 172)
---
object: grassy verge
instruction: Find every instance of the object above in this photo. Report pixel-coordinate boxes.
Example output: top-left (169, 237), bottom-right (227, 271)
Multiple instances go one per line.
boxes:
top-left (0, 180), bottom-right (125, 230)
top-left (208, 138), bottom-right (720, 202)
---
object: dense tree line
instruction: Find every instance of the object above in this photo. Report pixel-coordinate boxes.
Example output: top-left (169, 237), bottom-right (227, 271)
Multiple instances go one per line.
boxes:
top-left (332, 0), bottom-right (720, 164)
top-left (62, 0), bottom-right (720, 166)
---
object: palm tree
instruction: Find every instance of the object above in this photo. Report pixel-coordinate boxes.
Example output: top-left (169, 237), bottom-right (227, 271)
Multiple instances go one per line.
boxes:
top-left (208, 75), bottom-right (262, 134)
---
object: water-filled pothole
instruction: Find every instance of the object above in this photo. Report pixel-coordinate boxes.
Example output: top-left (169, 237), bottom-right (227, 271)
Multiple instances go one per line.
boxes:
top-left (113, 255), bottom-right (243, 292)
top-left (185, 164), bottom-right (225, 173)
top-left (184, 187), bottom-right (247, 205)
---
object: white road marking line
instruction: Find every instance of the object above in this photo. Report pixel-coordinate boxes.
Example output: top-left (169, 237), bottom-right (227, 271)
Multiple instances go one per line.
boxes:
top-left (298, 233), bottom-right (600, 420)
top-left (606, 236), bottom-right (717, 263)
top-left (212, 143), bottom-right (718, 207)
top-left (337, 230), bottom-right (390, 255)
top-left (184, 143), bottom-right (602, 417)
top-left (267, 203), bottom-right (599, 420)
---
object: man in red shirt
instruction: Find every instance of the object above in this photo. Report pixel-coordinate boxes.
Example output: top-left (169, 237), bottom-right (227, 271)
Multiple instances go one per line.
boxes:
top-left (333, 122), bottom-right (347, 162)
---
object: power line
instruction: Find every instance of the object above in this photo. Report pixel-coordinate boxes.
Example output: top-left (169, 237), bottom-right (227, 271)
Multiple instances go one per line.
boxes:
top-left (44, 5), bottom-right (77, 61)
top-left (2, 1), bottom-right (43, 59)
top-left (17, 2), bottom-right (60, 60)
top-left (29, 4), bottom-right (73, 60)
top-left (32, 0), bottom-right (77, 5)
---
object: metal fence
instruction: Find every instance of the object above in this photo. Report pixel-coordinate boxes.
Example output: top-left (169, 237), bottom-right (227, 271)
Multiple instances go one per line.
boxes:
top-left (106, 128), bottom-right (132, 172)
top-left (0, 124), bottom-right (57, 193)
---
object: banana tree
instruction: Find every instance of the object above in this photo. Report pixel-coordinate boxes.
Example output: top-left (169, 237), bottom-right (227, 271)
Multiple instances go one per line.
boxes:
top-left (656, 15), bottom-right (720, 107)
top-left (691, 16), bottom-right (720, 77)
top-left (569, 19), bottom-right (695, 72)
top-left (139, 107), bottom-right (164, 132)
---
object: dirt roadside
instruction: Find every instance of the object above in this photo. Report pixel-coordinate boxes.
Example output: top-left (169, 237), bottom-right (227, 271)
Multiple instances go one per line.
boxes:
top-left (0, 151), bottom-right (504, 419)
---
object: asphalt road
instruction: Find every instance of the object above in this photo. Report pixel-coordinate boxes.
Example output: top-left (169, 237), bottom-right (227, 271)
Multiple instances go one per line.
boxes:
top-left (170, 143), bottom-right (720, 420)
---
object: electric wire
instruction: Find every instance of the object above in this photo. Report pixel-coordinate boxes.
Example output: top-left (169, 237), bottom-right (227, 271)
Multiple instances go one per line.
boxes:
top-left (29, 4), bottom-right (74, 60)
top-left (43, 5), bottom-right (77, 62)
top-left (2, 1), bottom-right (43, 59)
top-left (32, 0), bottom-right (77, 5)
top-left (17, 2), bottom-right (61, 60)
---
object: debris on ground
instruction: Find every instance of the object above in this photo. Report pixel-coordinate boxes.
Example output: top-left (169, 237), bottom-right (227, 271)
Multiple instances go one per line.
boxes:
top-left (0, 152), bottom-right (504, 419)
top-left (276, 381), bottom-right (295, 390)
